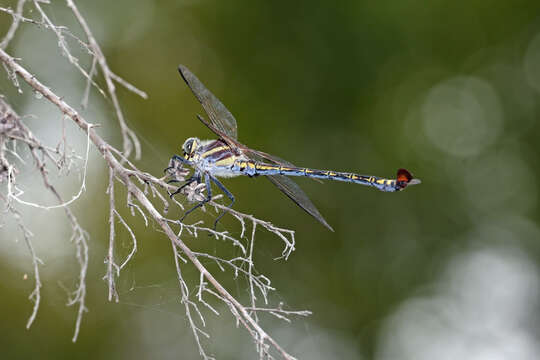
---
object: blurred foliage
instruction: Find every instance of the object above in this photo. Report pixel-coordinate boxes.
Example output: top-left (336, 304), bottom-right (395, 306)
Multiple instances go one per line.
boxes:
top-left (1, 0), bottom-right (540, 359)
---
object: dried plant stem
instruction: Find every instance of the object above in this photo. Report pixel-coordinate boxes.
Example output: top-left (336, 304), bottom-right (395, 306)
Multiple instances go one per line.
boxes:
top-left (1, 95), bottom-right (88, 342)
top-left (106, 167), bottom-right (119, 302)
top-left (0, 47), bottom-right (299, 359)
top-left (66, 0), bottom-right (144, 159)
top-left (0, 0), bottom-right (27, 49)
top-left (1, 192), bottom-right (43, 329)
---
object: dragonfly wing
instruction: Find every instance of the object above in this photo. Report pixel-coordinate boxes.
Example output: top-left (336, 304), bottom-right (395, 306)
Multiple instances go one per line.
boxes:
top-left (196, 114), bottom-right (239, 148)
top-left (179, 65), bottom-right (238, 140)
top-left (266, 175), bottom-right (334, 232)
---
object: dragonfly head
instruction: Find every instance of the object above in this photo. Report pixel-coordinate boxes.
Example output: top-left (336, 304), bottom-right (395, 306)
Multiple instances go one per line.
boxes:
top-left (182, 137), bottom-right (201, 160)
top-left (395, 168), bottom-right (421, 191)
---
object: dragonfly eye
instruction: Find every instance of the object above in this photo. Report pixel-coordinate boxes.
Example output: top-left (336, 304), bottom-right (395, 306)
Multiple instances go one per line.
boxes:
top-left (394, 168), bottom-right (421, 191)
top-left (182, 137), bottom-right (199, 156)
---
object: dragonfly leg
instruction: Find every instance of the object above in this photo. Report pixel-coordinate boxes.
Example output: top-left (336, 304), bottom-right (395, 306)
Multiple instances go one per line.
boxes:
top-left (209, 176), bottom-right (235, 230)
top-left (164, 154), bottom-right (190, 173)
top-left (169, 173), bottom-right (200, 198)
top-left (172, 154), bottom-right (190, 164)
top-left (180, 173), bottom-right (212, 222)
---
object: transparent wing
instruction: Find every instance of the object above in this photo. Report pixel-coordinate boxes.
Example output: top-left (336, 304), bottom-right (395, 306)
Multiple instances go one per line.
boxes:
top-left (243, 150), bottom-right (330, 230)
top-left (266, 175), bottom-right (333, 232)
top-left (179, 66), bottom-right (320, 180)
top-left (183, 70), bottom-right (309, 173)
top-left (178, 65), bottom-right (238, 140)
top-left (194, 113), bottom-right (298, 168)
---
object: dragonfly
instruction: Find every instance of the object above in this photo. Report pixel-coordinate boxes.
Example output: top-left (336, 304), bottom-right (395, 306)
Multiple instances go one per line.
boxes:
top-left (168, 65), bottom-right (421, 231)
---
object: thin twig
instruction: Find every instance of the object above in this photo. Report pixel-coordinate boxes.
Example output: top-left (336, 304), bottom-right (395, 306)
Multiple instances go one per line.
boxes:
top-left (1, 98), bottom-right (88, 338)
top-left (0, 0), bottom-right (28, 49)
top-left (1, 188), bottom-right (43, 329)
top-left (32, 0), bottom-right (107, 98)
top-left (7, 123), bottom-right (91, 210)
top-left (66, 0), bottom-right (141, 159)
top-left (109, 72), bottom-right (148, 99)
top-left (173, 242), bottom-right (216, 360)
top-left (106, 167), bottom-right (119, 302)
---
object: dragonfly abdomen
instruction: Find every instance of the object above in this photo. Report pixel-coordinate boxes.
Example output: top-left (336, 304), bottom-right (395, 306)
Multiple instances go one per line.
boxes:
top-left (234, 161), bottom-right (399, 192)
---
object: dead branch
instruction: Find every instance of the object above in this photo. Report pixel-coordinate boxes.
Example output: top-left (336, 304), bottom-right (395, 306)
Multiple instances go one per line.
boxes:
top-left (0, 2), bottom-right (306, 357)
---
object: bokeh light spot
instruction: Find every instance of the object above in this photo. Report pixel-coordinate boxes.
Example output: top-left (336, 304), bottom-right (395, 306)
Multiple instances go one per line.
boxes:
top-left (422, 76), bottom-right (502, 158)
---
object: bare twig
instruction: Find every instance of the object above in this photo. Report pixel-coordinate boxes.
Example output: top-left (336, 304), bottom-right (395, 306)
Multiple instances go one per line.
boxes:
top-left (1, 189), bottom-right (43, 329)
top-left (66, 0), bottom-right (142, 159)
top-left (1, 97), bottom-right (88, 339)
top-left (115, 208), bottom-right (138, 269)
top-left (26, 144), bottom-right (89, 343)
top-left (244, 305), bottom-right (312, 323)
top-left (81, 56), bottom-right (97, 109)
top-left (7, 123), bottom-right (91, 210)
top-left (248, 221), bottom-right (260, 323)
top-left (210, 201), bottom-right (296, 260)
top-left (32, 0), bottom-right (107, 98)
top-left (109, 71), bottom-right (148, 100)
top-left (173, 241), bottom-right (216, 360)
top-left (0, 0), bottom-right (28, 49)
top-left (106, 167), bottom-right (120, 302)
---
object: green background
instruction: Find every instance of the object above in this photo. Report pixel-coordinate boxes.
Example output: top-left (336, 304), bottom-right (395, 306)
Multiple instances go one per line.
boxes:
top-left (1, 0), bottom-right (540, 359)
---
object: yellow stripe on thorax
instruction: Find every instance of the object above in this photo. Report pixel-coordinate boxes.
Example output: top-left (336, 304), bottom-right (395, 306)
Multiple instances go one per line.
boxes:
top-left (214, 155), bottom-right (237, 167)
top-left (201, 145), bottom-right (230, 157)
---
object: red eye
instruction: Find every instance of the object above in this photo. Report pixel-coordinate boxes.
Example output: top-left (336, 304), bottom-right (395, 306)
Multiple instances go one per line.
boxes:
top-left (396, 168), bottom-right (413, 183)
